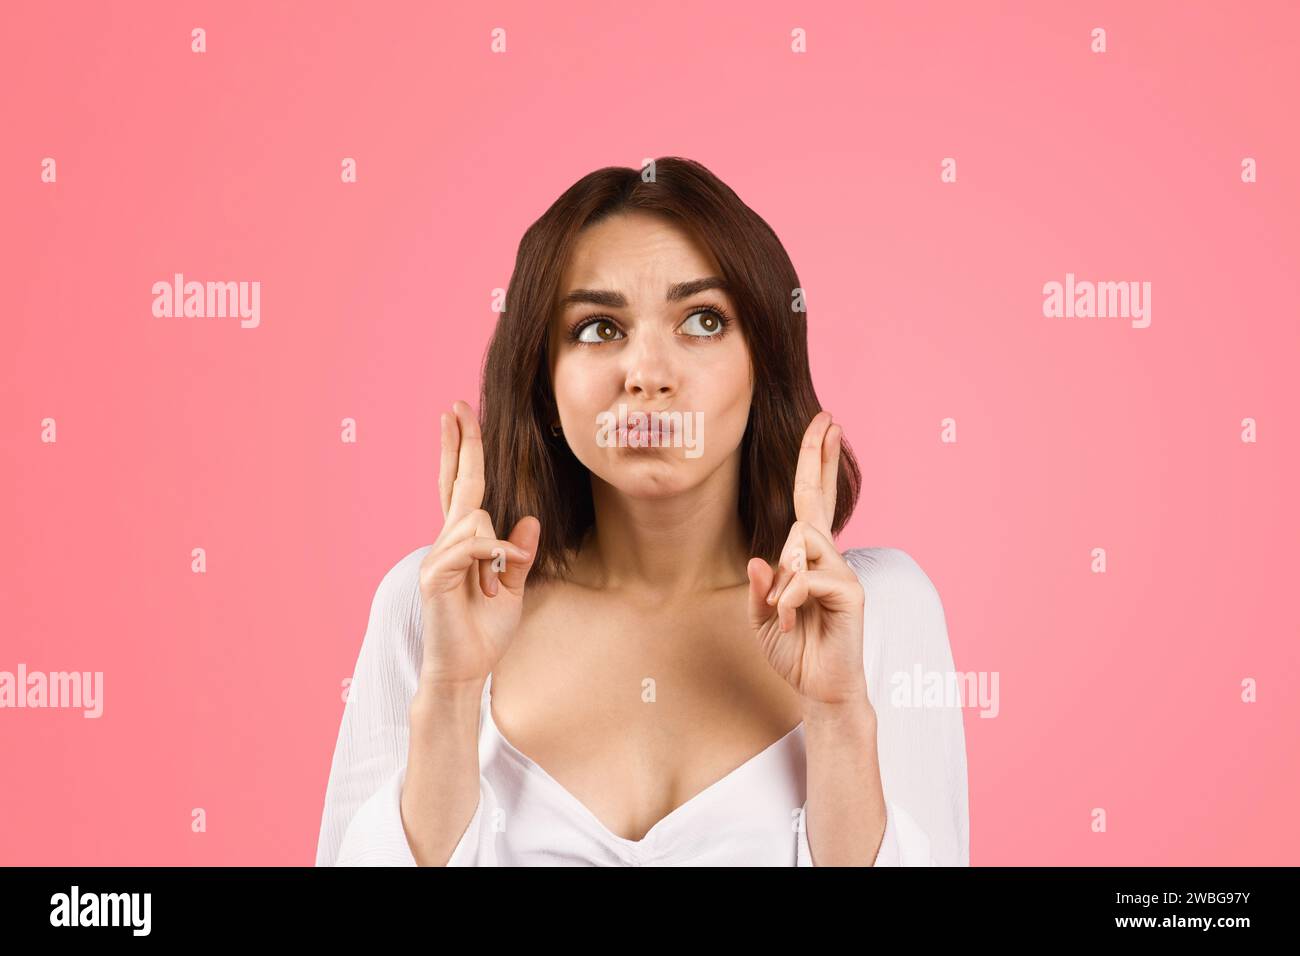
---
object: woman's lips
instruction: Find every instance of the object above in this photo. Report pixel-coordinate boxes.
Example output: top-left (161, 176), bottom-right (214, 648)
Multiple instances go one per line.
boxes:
top-left (615, 418), bottom-right (675, 444)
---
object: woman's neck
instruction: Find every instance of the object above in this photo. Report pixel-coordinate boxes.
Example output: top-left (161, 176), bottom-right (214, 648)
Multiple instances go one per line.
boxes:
top-left (575, 460), bottom-right (751, 597)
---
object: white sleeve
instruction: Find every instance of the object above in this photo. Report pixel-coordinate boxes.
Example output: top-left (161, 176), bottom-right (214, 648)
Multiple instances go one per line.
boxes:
top-left (795, 548), bottom-right (970, 866)
top-left (314, 544), bottom-right (497, 867)
top-left (334, 765), bottom-right (499, 866)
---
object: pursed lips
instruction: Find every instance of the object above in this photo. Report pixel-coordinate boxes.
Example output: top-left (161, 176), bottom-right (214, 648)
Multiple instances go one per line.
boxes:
top-left (614, 415), bottom-right (676, 443)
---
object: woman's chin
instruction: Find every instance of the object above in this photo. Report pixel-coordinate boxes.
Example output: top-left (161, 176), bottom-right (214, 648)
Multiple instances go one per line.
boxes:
top-left (598, 460), bottom-right (699, 499)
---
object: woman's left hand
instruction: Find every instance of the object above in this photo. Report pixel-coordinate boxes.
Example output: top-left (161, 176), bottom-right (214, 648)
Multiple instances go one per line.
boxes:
top-left (746, 410), bottom-right (870, 709)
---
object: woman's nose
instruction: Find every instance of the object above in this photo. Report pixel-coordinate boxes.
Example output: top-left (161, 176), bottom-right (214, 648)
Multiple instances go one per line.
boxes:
top-left (622, 328), bottom-right (678, 399)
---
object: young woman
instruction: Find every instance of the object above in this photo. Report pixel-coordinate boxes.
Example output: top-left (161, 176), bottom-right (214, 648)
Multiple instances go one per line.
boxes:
top-left (316, 157), bottom-right (969, 866)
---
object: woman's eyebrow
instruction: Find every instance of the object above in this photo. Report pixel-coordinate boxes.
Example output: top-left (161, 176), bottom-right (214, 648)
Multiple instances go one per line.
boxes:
top-left (559, 276), bottom-right (729, 310)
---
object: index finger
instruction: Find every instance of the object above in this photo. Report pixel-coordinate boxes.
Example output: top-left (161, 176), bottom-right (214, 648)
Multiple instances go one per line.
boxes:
top-left (793, 410), bottom-right (833, 532)
top-left (446, 399), bottom-right (485, 525)
top-left (821, 423), bottom-right (842, 531)
top-left (438, 410), bottom-right (459, 519)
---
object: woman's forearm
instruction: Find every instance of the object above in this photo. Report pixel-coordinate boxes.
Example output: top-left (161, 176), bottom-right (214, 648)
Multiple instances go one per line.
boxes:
top-left (401, 679), bottom-right (487, 866)
top-left (801, 695), bottom-right (888, 866)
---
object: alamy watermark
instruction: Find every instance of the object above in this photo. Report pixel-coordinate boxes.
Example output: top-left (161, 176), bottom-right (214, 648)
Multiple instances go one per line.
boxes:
top-left (889, 664), bottom-right (999, 718)
top-left (50, 885), bottom-right (150, 935)
top-left (1043, 272), bottom-right (1151, 329)
top-left (0, 664), bottom-right (103, 718)
top-left (152, 273), bottom-right (260, 328)
top-left (595, 403), bottom-right (704, 459)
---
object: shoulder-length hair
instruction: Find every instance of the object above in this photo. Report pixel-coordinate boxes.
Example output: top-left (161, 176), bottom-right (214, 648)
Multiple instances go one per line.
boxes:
top-left (479, 156), bottom-right (861, 580)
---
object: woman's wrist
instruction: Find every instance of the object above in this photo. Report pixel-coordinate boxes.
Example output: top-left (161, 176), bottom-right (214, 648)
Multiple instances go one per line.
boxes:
top-left (800, 690), bottom-right (876, 731)
top-left (410, 674), bottom-right (487, 726)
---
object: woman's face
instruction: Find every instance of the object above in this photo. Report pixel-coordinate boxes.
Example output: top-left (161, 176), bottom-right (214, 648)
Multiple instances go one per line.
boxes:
top-left (548, 210), bottom-right (754, 500)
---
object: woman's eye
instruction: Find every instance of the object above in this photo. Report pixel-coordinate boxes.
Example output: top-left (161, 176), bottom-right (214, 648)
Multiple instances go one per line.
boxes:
top-left (681, 310), bottom-right (726, 337)
top-left (577, 319), bottom-right (624, 343)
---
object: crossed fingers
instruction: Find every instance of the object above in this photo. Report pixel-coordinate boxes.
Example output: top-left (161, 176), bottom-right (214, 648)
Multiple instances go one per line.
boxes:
top-left (764, 411), bottom-right (843, 613)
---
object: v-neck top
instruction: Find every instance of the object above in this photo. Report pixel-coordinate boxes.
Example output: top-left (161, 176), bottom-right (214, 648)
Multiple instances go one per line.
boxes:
top-left (468, 671), bottom-right (811, 865)
top-left (316, 545), bottom-right (970, 867)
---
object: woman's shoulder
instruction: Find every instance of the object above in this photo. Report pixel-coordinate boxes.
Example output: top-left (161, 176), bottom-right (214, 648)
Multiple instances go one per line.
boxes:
top-left (363, 543), bottom-right (434, 634)
top-left (840, 546), bottom-right (942, 599)
top-left (838, 546), bottom-right (948, 637)
top-left (369, 543), bottom-right (946, 622)
top-left (381, 543), bottom-right (434, 583)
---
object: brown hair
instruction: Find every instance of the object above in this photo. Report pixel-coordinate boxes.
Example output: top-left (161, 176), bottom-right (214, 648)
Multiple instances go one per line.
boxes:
top-left (479, 156), bottom-right (861, 580)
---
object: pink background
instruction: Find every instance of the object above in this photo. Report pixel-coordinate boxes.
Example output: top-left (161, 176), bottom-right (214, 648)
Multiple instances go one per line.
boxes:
top-left (2, 1), bottom-right (1297, 865)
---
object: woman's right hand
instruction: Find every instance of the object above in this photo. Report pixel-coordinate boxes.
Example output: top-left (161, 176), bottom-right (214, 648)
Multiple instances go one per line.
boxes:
top-left (415, 400), bottom-right (540, 697)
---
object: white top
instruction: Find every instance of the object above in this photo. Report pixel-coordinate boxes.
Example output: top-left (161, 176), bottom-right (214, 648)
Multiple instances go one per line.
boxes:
top-left (315, 545), bottom-right (970, 866)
